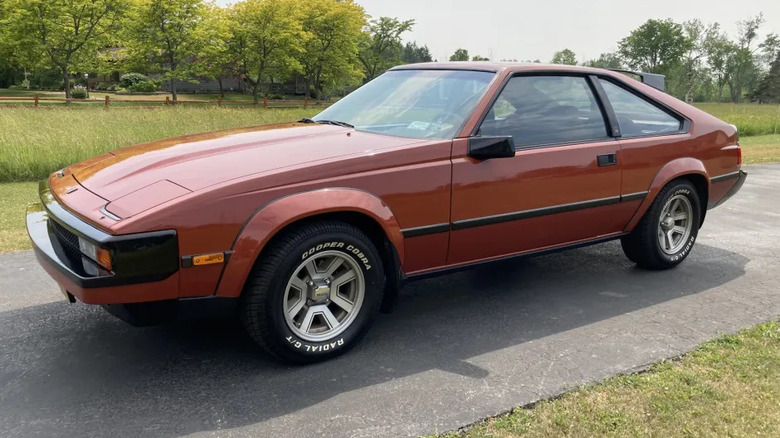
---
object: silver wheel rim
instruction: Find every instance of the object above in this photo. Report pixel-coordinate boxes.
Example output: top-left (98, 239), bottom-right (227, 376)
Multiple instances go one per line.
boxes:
top-left (283, 251), bottom-right (365, 342)
top-left (657, 194), bottom-right (693, 255)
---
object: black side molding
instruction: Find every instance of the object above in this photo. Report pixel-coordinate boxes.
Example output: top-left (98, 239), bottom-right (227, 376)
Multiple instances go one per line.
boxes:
top-left (401, 223), bottom-right (450, 238)
top-left (402, 192), bottom-right (650, 237)
top-left (710, 171), bottom-right (742, 183)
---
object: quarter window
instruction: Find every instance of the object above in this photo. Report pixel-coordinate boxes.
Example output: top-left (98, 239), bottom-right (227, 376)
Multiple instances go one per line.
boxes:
top-left (599, 79), bottom-right (682, 137)
top-left (478, 75), bottom-right (609, 147)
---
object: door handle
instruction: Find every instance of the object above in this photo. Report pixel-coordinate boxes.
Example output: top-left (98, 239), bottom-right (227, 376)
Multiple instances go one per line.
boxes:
top-left (597, 153), bottom-right (618, 167)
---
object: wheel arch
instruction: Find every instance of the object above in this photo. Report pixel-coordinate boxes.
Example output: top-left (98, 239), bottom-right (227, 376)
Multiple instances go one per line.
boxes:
top-left (215, 188), bottom-right (404, 303)
top-left (624, 157), bottom-right (710, 232)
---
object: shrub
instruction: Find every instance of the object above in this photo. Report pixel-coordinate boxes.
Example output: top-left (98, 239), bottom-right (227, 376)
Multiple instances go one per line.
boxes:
top-left (120, 73), bottom-right (150, 88)
top-left (70, 86), bottom-right (89, 99)
top-left (128, 80), bottom-right (159, 93)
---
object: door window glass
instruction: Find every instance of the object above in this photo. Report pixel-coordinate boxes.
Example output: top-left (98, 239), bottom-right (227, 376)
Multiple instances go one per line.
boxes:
top-left (479, 75), bottom-right (609, 147)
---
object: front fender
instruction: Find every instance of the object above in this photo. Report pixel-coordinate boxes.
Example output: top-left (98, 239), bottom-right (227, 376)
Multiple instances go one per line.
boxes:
top-left (624, 157), bottom-right (709, 232)
top-left (215, 188), bottom-right (404, 298)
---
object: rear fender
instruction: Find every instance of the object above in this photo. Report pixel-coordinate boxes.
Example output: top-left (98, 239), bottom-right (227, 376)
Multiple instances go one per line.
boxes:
top-left (624, 157), bottom-right (709, 232)
top-left (216, 188), bottom-right (404, 298)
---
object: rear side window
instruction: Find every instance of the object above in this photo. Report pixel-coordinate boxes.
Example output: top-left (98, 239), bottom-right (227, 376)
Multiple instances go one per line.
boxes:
top-left (479, 75), bottom-right (609, 147)
top-left (599, 79), bottom-right (682, 137)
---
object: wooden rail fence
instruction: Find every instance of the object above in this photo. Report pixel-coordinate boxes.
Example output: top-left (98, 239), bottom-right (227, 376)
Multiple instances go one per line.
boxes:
top-left (0, 94), bottom-right (337, 109)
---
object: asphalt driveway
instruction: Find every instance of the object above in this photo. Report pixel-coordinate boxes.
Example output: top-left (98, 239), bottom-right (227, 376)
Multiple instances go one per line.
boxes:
top-left (1, 164), bottom-right (778, 438)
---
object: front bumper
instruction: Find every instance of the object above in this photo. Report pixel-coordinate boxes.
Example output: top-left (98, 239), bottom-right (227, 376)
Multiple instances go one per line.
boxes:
top-left (26, 180), bottom-right (181, 304)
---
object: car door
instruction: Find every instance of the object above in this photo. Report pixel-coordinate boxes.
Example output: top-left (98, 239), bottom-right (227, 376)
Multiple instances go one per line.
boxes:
top-left (448, 74), bottom-right (638, 265)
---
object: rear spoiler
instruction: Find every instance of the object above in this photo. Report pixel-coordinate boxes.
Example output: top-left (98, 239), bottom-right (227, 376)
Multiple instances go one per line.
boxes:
top-left (608, 69), bottom-right (665, 92)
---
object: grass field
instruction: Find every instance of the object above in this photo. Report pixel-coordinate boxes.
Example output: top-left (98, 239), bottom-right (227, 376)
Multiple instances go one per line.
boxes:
top-left (0, 106), bottom-right (319, 182)
top-left (436, 321), bottom-right (779, 438)
top-left (695, 103), bottom-right (780, 136)
top-left (0, 88), bottom-right (314, 106)
top-left (0, 182), bottom-right (36, 252)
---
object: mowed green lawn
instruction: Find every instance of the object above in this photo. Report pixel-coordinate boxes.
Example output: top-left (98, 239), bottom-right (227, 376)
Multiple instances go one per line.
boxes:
top-left (434, 321), bottom-right (779, 438)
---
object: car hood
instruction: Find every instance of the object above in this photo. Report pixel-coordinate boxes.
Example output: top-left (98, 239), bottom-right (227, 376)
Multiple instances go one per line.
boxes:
top-left (69, 122), bottom-right (420, 203)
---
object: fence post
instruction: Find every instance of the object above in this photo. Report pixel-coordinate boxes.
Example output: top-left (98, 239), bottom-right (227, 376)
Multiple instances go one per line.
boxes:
top-left (304, 97), bottom-right (308, 109)
top-left (263, 96), bottom-right (267, 109)
top-left (105, 95), bottom-right (110, 109)
top-left (34, 93), bottom-right (39, 108)
top-left (165, 96), bottom-right (170, 106)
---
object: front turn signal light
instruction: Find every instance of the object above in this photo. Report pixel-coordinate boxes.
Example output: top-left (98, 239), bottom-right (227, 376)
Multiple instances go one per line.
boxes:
top-left (96, 248), bottom-right (113, 271)
top-left (193, 253), bottom-right (225, 266)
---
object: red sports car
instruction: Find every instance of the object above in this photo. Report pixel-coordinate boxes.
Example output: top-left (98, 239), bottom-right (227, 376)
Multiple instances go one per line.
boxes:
top-left (27, 63), bottom-right (746, 363)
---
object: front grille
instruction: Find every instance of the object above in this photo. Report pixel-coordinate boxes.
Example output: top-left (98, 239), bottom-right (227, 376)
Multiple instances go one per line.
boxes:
top-left (49, 220), bottom-right (84, 269)
top-left (51, 220), bottom-right (80, 251)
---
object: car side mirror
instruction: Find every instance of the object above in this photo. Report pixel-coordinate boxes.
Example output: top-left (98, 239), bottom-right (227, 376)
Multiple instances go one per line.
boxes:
top-left (468, 136), bottom-right (516, 160)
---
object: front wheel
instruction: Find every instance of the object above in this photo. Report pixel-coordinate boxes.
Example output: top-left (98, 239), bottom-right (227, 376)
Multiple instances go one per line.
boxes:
top-left (621, 180), bottom-right (701, 270)
top-left (240, 221), bottom-right (385, 364)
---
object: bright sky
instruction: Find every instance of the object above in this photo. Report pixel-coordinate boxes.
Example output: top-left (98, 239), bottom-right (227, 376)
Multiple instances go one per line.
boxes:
top-left (216, 0), bottom-right (780, 63)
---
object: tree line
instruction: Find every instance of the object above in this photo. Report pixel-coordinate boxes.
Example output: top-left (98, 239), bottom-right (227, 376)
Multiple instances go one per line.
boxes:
top-left (503, 15), bottom-right (779, 103)
top-left (0, 1), bottom-right (777, 103)
top-left (0, 0), bottom-right (429, 100)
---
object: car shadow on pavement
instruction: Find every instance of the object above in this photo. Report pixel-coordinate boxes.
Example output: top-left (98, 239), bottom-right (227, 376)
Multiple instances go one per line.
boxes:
top-left (0, 241), bottom-right (748, 437)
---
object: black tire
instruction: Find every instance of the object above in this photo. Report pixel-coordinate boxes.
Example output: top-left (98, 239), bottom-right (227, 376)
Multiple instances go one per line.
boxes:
top-left (240, 221), bottom-right (385, 364)
top-left (621, 180), bottom-right (701, 270)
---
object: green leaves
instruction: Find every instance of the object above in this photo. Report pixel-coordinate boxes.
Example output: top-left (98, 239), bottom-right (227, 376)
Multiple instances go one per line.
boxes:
top-left (551, 49), bottom-right (577, 66)
top-left (229, 0), bottom-right (305, 99)
top-left (618, 19), bottom-right (690, 75)
top-left (122, 0), bottom-right (209, 99)
top-left (296, 0), bottom-right (366, 98)
top-left (4, 0), bottom-right (125, 97)
top-left (358, 17), bottom-right (414, 81)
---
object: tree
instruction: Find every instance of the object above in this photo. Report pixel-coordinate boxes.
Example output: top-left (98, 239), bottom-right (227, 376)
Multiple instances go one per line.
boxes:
top-left (672, 20), bottom-right (718, 102)
top-left (759, 33), bottom-right (780, 68)
top-left (705, 28), bottom-right (736, 101)
top-left (449, 48), bottom-right (469, 61)
top-left (6, 0), bottom-right (124, 98)
top-left (230, 0), bottom-right (304, 101)
top-left (471, 55), bottom-right (490, 61)
top-left (199, 2), bottom-right (234, 97)
top-left (297, 0), bottom-right (365, 99)
top-left (726, 14), bottom-right (764, 103)
top-left (401, 42), bottom-right (433, 64)
top-left (124, 0), bottom-right (209, 101)
top-left (751, 52), bottom-right (780, 103)
top-left (619, 19), bottom-right (690, 75)
top-left (584, 52), bottom-right (623, 69)
top-left (551, 49), bottom-right (577, 65)
top-left (357, 17), bottom-right (414, 81)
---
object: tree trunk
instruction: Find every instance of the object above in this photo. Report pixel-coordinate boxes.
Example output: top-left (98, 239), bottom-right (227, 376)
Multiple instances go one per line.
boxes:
top-left (304, 78), bottom-right (311, 99)
top-left (170, 79), bottom-right (178, 101)
top-left (63, 69), bottom-right (71, 100)
top-left (218, 78), bottom-right (224, 98)
top-left (252, 83), bottom-right (260, 102)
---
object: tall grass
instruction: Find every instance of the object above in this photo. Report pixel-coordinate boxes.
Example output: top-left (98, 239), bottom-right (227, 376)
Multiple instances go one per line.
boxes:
top-left (0, 106), bottom-right (318, 182)
top-left (694, 103), bottom-right (780, 136)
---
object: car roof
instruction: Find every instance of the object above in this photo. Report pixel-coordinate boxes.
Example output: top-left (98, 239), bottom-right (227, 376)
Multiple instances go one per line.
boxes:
top-left (390, 61), bottom-right (610, 75)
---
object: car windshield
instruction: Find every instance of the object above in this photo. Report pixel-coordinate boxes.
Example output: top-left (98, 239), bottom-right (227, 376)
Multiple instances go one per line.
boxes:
top-left (313, 69), bottom-right (496, 139)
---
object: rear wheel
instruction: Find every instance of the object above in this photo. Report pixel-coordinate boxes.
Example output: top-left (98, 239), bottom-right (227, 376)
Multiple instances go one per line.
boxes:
top-left (240, 221), bottom-right (384, 364)
top-left (621, 180), bottom-right (701, 270)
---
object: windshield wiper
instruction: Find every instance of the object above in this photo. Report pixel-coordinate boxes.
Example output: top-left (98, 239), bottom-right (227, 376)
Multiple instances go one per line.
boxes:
top-left (298, 118), bottom-right (354, 129)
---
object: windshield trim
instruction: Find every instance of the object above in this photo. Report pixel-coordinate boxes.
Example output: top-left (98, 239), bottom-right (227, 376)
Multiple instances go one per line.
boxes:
top-left (390, 66), bottom-right (501, 74)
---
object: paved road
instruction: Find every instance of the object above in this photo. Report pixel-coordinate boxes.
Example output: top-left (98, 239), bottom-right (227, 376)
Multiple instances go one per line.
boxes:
top-left (1, 165), bottom-right (778, 438)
